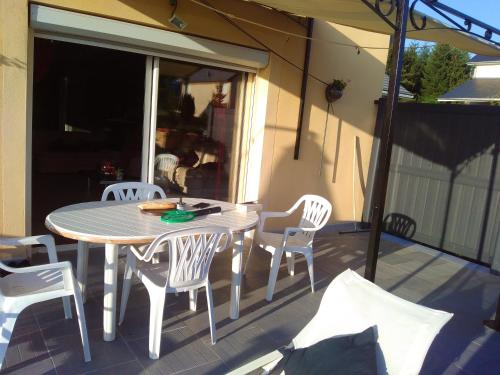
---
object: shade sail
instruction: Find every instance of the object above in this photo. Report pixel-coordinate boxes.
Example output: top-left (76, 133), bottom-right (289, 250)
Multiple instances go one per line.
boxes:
top-left (248, 0), bottom-right (500, 56)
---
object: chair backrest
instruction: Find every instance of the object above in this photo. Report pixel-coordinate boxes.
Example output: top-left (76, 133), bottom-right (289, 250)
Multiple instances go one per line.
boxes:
top-left (292, 269), bottom-right (453, 375)
top-left (101, 182), bottom-right (166, 201)
top-left (289, 195), bottom-right (332, 241)
top-left (383, 213), bottom-right (417, 239)
top-left (155, 154), bottom-right (179, 176)
top-left (143, 226), bottom-right (232, 289)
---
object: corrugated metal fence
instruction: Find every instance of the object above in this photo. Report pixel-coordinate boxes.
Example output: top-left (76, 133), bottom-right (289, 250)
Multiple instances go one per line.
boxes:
top-left (378, 102), bottom-right (500, 270)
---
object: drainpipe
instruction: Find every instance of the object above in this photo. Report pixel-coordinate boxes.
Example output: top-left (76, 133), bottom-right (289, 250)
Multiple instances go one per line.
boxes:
top-left (365, 0), bottom-right (410, 281)
top-left (293, 18), bottom-right (314, 160)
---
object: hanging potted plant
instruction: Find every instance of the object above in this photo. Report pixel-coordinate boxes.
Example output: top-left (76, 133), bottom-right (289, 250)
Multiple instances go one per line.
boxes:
top-left (325, 79), bottom-right (348, 102)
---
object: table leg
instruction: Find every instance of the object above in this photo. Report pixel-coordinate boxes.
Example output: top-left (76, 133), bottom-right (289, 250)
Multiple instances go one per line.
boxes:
top-left (103, 243), bottom-right (119, 341)
top-left (77, 241), bottom-right (89, 303)
top-left (230, 231), bottom-right (244, 320)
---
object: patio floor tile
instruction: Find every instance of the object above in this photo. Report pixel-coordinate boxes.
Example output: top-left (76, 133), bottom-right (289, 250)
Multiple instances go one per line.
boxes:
top-left (127, 326), bottom-right (220, 375)
top-left (2, 331), bottom-right (55, 375)
top-left (3, 230), bottom-right (499, 375)
top-left (45, 328), bottom-right (135, 375)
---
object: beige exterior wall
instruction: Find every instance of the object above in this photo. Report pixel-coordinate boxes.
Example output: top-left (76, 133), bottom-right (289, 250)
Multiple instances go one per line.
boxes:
top-left (0, 0), bottom-right (30, 257)
top-left (257, 22), bottom-right (390, 225)
top-left (0, 0), bottom-right (388, 249)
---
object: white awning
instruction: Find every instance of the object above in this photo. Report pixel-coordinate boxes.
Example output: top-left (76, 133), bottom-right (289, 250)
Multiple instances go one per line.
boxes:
top-left (248, 0), bottom-right (500, 56)
top-left (30, 4), bottom-right (269, 72)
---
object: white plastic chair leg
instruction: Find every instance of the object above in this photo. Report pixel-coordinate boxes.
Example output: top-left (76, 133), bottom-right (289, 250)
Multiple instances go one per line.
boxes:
top-left (205, 283), bottom-right (217, 344)
top-left (73, 279), bottom-right (92, 362)
top-left (305, 253), bottom-right (315, 293)
top-left (266, 248), bottom-right (283, 302)
top-left (0, 313), bottom-right (18, 370)
top-left (285, 252), bottom-right (295, 276)
top-left (148, 291), bottom-right (166, 359)
top-left (62, 296), bottom-right (72, 319)
top-left (189, 290), bottom-right (198, 311)
top-left (77, 241), bottom-right (89, 304)
top-left (119, 261), bottom-right (134, 325)
top-left (243, 230), bottom-right (256, 275)
top-left (243, 243), bottom-right (254, 275)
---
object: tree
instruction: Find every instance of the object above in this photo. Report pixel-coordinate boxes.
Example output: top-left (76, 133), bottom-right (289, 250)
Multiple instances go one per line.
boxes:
top-left (421, 44), bottom-right (471, 103)
top-left (386, 42), bottom-right (430, 101)
top-left (401, 43), bottom-right (429, 101)
top-left (211, 83), bottom-right (227, 108)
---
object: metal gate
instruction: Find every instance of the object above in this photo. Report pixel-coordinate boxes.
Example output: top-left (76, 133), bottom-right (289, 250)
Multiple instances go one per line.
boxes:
top-left (378, 102), bottom-right (500, 268)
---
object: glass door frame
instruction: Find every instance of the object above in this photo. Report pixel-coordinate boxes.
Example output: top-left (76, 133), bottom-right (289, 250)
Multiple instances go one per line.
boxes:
top-left (141, 56), bottom-right (160, 183)
top-left (141, 56), bottom-right (253, 202)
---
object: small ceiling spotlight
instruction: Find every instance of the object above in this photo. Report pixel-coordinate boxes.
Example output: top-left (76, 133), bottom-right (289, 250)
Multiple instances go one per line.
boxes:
top-left (169, 0), bottom-right (188, 30)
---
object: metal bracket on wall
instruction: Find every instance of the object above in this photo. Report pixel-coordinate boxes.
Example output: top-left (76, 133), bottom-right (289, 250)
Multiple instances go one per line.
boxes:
top-left (360, 0), bottom-right (398, 30)
top-left (417, 0), bottom-right (500, 46)
top-left (361, 0), bottom-right (500, 47)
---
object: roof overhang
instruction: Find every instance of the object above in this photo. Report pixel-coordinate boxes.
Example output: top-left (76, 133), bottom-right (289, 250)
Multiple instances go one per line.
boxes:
top-left (246, 0), bottom-right (500, 56)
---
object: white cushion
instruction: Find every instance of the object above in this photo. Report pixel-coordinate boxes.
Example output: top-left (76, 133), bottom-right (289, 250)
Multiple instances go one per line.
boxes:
top-left (292, 269), bottom-right (453, 375)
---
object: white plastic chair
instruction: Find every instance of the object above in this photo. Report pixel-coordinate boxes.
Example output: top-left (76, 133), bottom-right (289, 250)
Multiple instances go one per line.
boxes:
top-left (101, 181), bottom-right (166, 201)
top-left (0, 235), bottom-right (91, 368)
top-left (155, 154), bottom-right (179, 182)
top-left (246, 194), bottom-right (332, 301)
top-left (119, 226), bottom-right (232, 359)
top-left (227, 269), bottom-right (453, 375)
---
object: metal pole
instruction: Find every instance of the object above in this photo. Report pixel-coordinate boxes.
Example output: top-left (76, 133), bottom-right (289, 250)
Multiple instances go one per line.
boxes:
top-left (294, 18), bottom-right (314, 160)
top-left (365, 0), bottom-right (410, 282)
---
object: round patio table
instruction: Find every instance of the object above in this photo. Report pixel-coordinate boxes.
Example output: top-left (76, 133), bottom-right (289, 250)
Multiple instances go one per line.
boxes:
top-left (45, 198), bottom-right (258, 341)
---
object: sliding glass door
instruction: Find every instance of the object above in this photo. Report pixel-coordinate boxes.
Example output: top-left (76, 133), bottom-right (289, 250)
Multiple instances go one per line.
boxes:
top-left (31, 38), bottom-right (250, 239)
top-left (147, 57), bottom-right (248, 202)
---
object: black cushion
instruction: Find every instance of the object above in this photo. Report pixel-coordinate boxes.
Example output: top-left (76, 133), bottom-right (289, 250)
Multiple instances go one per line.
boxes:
top-left (269, 326), bottom-right (378, 375)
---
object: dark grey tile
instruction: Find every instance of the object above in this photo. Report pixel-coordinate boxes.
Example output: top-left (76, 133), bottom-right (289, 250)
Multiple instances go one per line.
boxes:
top-left (46, 328), bottom-right (134, 375)
top-left (118, 295), bottom-right (187, 341)
top-left (2, 331), bottom-right (56, 375)
top-left (174, 359), bottom-right (228, 375)
top-left (83, 360), bottom-right (147, 375)
top-left (37, 294), bottom-right (104, 340)
top-left (207, 325), bottom-right (277, 371)
top-left (20, 232), bottom-right (500, 375)
top-left (127, 326), bottom-right (219, 375)
top-left (9, 309), bottom-right (39, 339)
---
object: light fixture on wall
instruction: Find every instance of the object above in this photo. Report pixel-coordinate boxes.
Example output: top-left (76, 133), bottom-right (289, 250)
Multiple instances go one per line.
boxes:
top-left (169, 0), bottom-right (188, 30)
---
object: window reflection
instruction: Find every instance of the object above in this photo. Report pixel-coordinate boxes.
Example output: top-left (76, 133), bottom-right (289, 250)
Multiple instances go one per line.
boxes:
top-left (154, 60), bottom-right (244, 202)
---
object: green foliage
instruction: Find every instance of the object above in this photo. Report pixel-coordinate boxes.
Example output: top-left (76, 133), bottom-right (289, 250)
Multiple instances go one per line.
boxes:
top-left (386, 43), bottom-right (471, 103)
top-left (401, 43), bottom-right (429, 101)
top-left (421, 44), bottom-right (471, 103)
top-left (331, 79), bottom-right (348, 91)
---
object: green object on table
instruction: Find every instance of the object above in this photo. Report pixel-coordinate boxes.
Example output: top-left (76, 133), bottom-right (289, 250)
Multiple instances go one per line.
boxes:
top-left (160, 210), bottom-right (196, 223)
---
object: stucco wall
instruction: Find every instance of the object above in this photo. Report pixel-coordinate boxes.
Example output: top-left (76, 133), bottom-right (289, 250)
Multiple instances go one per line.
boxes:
top-left (1, 0), bottom-right (388, 247)
top-left (257, 22), bottom-right (390, 225)
top-left (0, 0), bottom-right (29, 257)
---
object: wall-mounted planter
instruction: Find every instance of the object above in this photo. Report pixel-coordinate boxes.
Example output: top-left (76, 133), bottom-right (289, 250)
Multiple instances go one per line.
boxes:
top-left (325, 86), bottom-right (343, 102)
top-left (325, 79), bottom-right (347, 103)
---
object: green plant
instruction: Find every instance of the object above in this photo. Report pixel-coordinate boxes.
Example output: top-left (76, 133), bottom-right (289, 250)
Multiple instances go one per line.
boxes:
top-left (331, 79), bottom-right (348, 91)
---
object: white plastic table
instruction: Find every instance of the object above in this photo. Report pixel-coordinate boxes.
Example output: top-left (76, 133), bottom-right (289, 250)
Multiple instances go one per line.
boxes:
top-left (45, 198), bottom-right (258, 341)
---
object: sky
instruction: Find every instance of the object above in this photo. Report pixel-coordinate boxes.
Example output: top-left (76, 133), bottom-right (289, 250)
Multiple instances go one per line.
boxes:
top-left (408, 0), bottom-right (500, 50)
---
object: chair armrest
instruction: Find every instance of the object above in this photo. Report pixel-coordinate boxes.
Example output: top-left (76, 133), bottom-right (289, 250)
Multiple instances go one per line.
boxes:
top-left (129, 244), bottom-right (148, 261)
top-left (0, 234), bottom-right (55, 248)
top-left (226, 349), bottom-right (284, 375)
top-left (0, 260), bottom-right (72, 274)
top-left (283, 227), bottom-right (315, 247)
top-left (0, 235), bottom-right (59, 263)
top-left (258, 211), bottom-right (291, 232)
